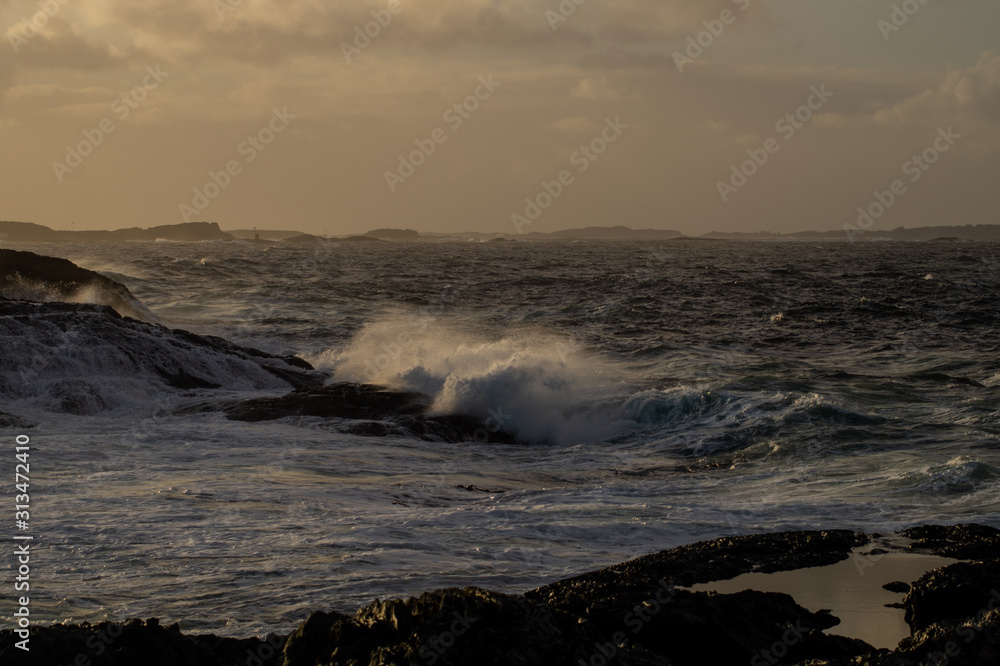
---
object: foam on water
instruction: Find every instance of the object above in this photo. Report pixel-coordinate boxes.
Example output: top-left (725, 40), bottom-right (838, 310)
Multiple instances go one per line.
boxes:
top-left (318, 315), bottom-right (642, 444)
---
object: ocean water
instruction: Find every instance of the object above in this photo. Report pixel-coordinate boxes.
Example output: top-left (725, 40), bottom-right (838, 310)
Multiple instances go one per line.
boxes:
top-left (3, 239), bottom-right (1000, 637)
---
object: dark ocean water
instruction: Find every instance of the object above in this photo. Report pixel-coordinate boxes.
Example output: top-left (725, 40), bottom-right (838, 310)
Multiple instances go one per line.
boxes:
top-left (3, 239), bottom-right (999, 636)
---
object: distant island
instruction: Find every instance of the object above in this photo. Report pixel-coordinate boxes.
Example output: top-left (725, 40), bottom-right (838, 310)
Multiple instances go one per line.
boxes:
top-left (2, 220), bottom-right (1000, 243)
top-left (227, 228), bottom-right (419, 242)
top-left (0, 221), bottom-right (232, 243)
top-left (698, 225), bottom-right (1000, 242)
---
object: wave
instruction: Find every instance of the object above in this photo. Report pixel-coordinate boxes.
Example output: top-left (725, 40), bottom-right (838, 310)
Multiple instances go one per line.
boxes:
top-left (0, 249), bottom-right (157, 323)
top-left (3, 276), bottom-right (158, 323)
top-left (313, 316), bottom-right (643, 444)
top-left (313, 315), bottom-right (900, 448)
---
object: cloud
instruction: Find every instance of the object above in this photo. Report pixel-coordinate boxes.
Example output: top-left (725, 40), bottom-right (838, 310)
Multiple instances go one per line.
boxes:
top-left (700, 120), bottom-right (732, 132)
top-left (26, 0), bottom-right (770, 67)
top-left (5, 83), bottom-right (120, 120)
top-left (572, 77), bottom-right (624, 100)
top-left (817, 52), bottom-right (1000, 135)
top-left (873, 52), bottom-right (1000, 126)
top-left (5, 16), bottom-right (128, 70)
top-left (549, 115), bottom-right (599, 132)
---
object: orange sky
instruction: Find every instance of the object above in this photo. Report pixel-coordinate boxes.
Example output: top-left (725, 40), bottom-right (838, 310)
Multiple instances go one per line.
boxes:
top-left (1, 0), bottom-right (998, 236)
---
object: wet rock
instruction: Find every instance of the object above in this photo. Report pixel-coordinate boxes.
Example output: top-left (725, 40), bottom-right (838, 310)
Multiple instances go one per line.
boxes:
top-left (281, 586), bottom-right (665, 666)
top-left (529, 530), bottom-right (869, 615)
top-left (804, 528), bottom-right (1000, 666)
top-left (224, 383), bottom-right (521, 444)
top-left (0, 249), bottom-right (154, 322)
top-left (0, 411), bottom-right (34, 429)
top-left (809, 609), bottom-right (1000, 665)
top-left (902, 524), bottom-right (1000, 561)
top-left (528, 530), bottom-right (871, 665)
top-left (156, 367), bottom-right (223, 390)
top-left (891, 607), bottom-right (1000, 666)
top-left (163, 325), bottom-right (317, 387)
top-left (903, 561), bottom-right (1000, 632)
top-left (884, 582), bottom-right (911, 594)
top-left (0, 300), bottom-right (324, 414)
top-left (0, 618), bottom-right (285, 666)
top-left (225, 383), bottom-right (427, 422)
top-left (50, 378), bottom-right (113, 415)
top-left (395, 412), bottom-right (520, 444)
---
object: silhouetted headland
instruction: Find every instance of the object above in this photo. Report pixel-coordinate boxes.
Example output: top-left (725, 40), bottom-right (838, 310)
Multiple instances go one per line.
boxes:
top-left (0, 221), bottom-right (232, 242)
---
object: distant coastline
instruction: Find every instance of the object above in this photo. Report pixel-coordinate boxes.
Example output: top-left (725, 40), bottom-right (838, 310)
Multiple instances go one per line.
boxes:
top-left (2, 220), bottom-right (1000, 243)
top-left (0, 221), bottom-right (232, 243)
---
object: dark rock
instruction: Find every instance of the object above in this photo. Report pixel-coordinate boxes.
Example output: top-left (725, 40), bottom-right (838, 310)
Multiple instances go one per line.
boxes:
top-left (565, 586), bottom-right (872, 666)
top-left (0, 411), bottom-right (34, 429)
top-left (0, 619), bottom-right (285, 666)
top-left (884, 581), bottom-right (911, 594)
top-left (0, 300), bottom-right (324, 415)
top-left (529, 530), bottom-right (869, 614)
top-left (166, 327), bottom-right (315, 373)
top-left (50, 378), bottom-right (113, 415)
top-left (456, 484), bottom-right (505, 493)
top-left (281, 586), bottom-right (666, 666)
top-left (903, 561), bottom-right (1000, 632)
top-left (225, 383), bottom-right (427, 421)
top-left (821, 609), bottom-right (1000, 666)
top-left (0, 248), bottom-right (154, 322)
top-left (224, 383), bottom-right (521, 443)
top-left (902, 524), bottom-right (1000, 560)
top-left (528, 530), bottom-right (870, 665)
top-left (891, 608), bottom-right (1000, 666)
top-left (156, 368), bottom-right (223, 390)
top-left (395, 412), bottom-right (521, 444)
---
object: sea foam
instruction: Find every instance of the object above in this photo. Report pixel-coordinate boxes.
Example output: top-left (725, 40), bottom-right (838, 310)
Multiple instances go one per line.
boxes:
top-left (314, 315), bottom-right (642, 444)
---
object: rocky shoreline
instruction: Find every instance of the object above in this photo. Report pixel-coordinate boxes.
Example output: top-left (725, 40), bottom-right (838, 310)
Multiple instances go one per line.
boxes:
top-left (2, 524), bottom-right (998, 665)
top-left (0, 248), bottom-right (525, 442)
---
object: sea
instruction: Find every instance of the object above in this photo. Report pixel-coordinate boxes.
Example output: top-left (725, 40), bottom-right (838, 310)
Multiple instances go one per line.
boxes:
top-left (3, 238), bottom-right (1000, 637)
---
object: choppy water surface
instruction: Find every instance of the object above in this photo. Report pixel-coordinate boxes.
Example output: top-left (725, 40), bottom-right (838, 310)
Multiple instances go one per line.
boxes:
top-left (5, 239), bottom-right (1000, 636)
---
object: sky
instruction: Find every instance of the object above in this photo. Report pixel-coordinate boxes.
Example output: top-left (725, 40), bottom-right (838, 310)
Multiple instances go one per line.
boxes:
top-left (0, 0), bottom-right (998, 236)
